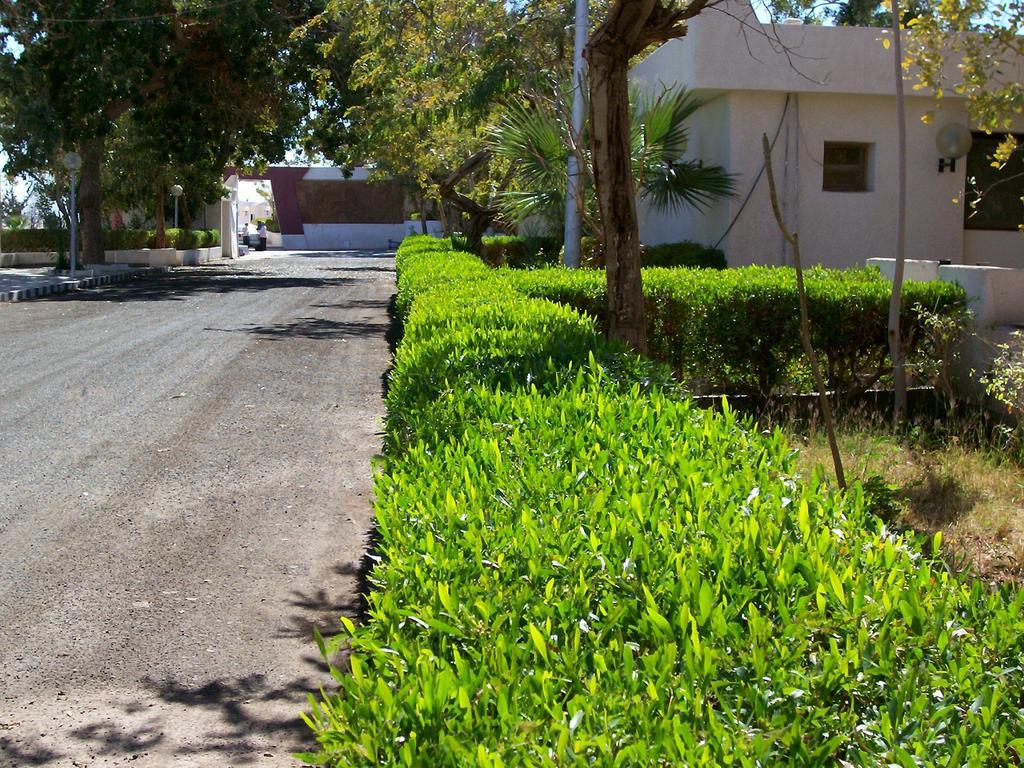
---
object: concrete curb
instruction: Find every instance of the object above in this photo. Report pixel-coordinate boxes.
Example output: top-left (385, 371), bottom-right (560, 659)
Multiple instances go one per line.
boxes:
top-left (0, 267), bottom-right (167, 303)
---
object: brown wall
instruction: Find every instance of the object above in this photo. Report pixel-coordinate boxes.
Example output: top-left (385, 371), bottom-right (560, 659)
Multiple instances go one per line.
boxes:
top-left (296, 180), bottom-right (404, 224)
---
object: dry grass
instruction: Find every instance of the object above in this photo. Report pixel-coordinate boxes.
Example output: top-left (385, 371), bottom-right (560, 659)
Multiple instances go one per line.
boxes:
top-left (791, 427), bottom-right (1024, 584)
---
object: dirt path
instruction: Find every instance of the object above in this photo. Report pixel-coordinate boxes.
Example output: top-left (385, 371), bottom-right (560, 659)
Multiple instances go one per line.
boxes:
top-left (0, 252), bottom-right (394, 766)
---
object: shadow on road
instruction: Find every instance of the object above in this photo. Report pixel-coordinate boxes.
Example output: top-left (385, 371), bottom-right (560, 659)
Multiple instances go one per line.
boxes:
top-left (205, 316), bottom-right (391, 341)
top-left (0, 735), bottom-right (64, 766)
top-left (71, 674), bottom-right (312, 764)
top-left (47, 267), bottom-right (365, 303)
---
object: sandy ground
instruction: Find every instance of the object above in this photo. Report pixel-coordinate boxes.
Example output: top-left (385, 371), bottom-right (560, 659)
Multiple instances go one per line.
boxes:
top-left (0, 252), bottom-right (395, 766)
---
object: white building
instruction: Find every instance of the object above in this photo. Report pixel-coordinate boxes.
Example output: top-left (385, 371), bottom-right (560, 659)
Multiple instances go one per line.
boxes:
top-left (632, 3), bottom-right (1024, 269)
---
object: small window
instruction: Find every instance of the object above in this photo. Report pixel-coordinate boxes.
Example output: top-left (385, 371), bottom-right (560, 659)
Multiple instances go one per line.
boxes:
top-left (823, 142), bottom-right (871, 192)
top-left (964, 132), bottom-right (1024, 231)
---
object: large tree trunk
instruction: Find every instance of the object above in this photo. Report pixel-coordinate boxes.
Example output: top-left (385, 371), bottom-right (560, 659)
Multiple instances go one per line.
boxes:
top-left (78, 136), bottom-right (105, 264)
top-left (584, 0), bottom-right (699, 354)
top-left (461, 210), bottom-right (492, 255)
top-left (587, 44), bottom-right (647, 353)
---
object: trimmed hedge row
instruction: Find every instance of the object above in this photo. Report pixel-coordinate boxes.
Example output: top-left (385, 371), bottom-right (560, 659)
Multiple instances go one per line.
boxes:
top-left (507, 264), bottom-right (966, 398)
top-left (303, 235), bottom-right (1024, 766)
top-left (1, 228), bottom-right (67, 253)
top-left (1, 228), bottom-right (220, 253)
top-left (643, 240), bottom-right (726, 269)
top-left (480, 235), bottom-right (561, 269)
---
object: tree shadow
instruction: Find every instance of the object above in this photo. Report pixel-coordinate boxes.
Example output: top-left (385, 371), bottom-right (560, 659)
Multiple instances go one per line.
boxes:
top-left (277, 584), bottom-right (364, 641)
top-left (49, 268), bottom-right (357, 303)
top-left (901, 468), bottom-right (976, 532)
top-left (205, 316), bottom-right (392, 341)
top-left (279, 250), bottom-right (394, 260)
top-left (0, 735), bottom-right (65, 766)
top-left (63, 674), bottom-right (315, 764)
top-left (317, 265), bottom-right (396, 274)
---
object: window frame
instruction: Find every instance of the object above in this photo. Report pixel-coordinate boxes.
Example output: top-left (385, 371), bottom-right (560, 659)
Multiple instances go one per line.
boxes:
top-left (822, 141), bottom-right (872, 193)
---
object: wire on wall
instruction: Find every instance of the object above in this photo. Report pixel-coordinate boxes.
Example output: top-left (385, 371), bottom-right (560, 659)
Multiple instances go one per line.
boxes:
top-left (713, 92), bottom-right (792, 251)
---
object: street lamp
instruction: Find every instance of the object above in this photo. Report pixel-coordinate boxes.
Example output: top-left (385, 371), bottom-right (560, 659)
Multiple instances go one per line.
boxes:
top-left (63, 151), bottom-right (82, 276)
top-left (170, 184), bottom-right (184, 228)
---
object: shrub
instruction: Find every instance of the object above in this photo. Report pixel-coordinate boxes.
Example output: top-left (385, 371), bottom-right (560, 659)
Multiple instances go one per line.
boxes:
top-left (303, 235), bottom-right (1024, 766)
top-left (2, 228), bottom-right (66, 253)
top-left (150, 228), bottom-right (219, 250)
top-left (508, 264), bottom-right (966, 398)
top-left (481, 235), bottom-right (561, 269)
top-left (104, 229), bottom-right (150, 250)
top-left (642, 240), bottom-right (726, 269)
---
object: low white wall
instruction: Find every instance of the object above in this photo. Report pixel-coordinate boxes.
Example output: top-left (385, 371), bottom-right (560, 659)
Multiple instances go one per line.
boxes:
top-left (870, 258), bottom-right (1024, 402)
top-left (281, 234), bottom-right (307, 249)
top-left (104, 246), bottom-right (220, 267)
top-left (105, 248), bottom-right (177, 266)
top-left (302, 223), bottom-right (408, 250)
top-left (865, 258), bottom-right (941, 283)
top-left (403, 220), bottom-right (444, 238)
top-left (1, 252), bottom-right (56, 267)
top-left (938, 264), bottom-right (1024, 328)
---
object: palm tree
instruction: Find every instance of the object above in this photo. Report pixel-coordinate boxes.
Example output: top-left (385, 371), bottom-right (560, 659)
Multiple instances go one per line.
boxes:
top-left (489, 84), bottom-right (735, 242)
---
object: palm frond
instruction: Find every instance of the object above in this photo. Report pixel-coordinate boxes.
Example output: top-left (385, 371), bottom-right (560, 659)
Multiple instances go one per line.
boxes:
top-left (634, 86), bottom-right (704, 167)
top-left (641, 159), bottom-right (737, 214)
top-left (489, 103), bottom-right (567, 192)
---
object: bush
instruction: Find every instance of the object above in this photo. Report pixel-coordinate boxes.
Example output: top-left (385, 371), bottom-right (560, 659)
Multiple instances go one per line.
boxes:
top-left (2, 228), bottom-right (66, 253)
top-left (150, 228), bottom-right (220, 250)
top-left (481, 235), bottom-right (561, 269)
top-left (104, 229), bottom-right (150, 250)
top-left (507, 264), bottom-right (966, 398)
top-left (643, 240), bottom-right (726, 269)
top-left (303, 235), bottom-right (1024, 766)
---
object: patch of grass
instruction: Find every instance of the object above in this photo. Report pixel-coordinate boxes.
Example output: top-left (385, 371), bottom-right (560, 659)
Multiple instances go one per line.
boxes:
top-left (792, 424), bottom-right (1024, 584)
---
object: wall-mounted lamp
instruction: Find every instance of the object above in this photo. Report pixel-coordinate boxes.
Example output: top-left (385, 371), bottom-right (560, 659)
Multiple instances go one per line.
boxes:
top-left (936, 124), bottom-right (973, 173)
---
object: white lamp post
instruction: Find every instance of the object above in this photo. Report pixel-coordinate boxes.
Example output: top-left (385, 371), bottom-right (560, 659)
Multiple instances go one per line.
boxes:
top-left (63, 152), bottom-right (82, 276)
top-left (936, 124), bottom-right (973, 173)
top-left (170, 184), bottom-right (184, 228)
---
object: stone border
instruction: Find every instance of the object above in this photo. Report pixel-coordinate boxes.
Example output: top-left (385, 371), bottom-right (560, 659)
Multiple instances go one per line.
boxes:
top-left (0, 267), bottom-right (166, 303)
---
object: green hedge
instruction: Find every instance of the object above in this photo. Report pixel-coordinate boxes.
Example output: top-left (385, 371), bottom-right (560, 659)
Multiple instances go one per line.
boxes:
top-left (104, 229), bottom-right (151, 250)
top-left (1, 228), bottom-right (221, 253)
top-left (507, 264), bottom-right (966, 398)
top-left (642, 240), bottom-right (726, 269)
top-left (480, 235), bottom-right (561, 269)
top-left (1, 229), bottom-right (67, 252)
top-left (157, 228), bottom-right (220, 249)
top-left (303, 235), bottom-right (1024, 766)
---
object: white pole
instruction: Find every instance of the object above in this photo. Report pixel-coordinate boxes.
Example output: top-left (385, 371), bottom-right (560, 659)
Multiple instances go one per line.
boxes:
top-left (69, 170), bottom-right (78, 277)
top-left (562, 0), bottom-right (588, 269)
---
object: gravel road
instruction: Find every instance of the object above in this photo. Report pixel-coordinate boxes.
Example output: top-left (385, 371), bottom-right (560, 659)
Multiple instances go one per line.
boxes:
top-left (0, 252), bottom-right (395, 767)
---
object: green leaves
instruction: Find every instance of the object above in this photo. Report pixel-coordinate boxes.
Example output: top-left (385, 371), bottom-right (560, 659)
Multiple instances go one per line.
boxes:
top-left (303, 235), bottom-right (1024, 767)
top-left (508, 262), bottom-right (967, 399)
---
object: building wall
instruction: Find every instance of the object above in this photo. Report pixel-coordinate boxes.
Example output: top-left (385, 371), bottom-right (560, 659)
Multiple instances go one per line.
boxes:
top-left (965, 230), bottom-right (1024, 268)
top-left (631, 1), bottom-right (1024, 270)
top-left (637, 88), bottom-right (975, 269)
top-left (302, 223), bottom-right (407, 250)
top-left (636, 93), bottom-right (733, 248)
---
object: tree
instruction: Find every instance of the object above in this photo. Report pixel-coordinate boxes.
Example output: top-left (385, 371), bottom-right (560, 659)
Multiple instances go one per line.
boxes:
top-left (318, 0), bottom-right (607, 243)
top-left (585, 0), bottom-right (710, 352)
top-left (907, 0), bottom-right (1024, 133)
top-left (0, 1), bottom-right (322, 260)
top-left (887, 0), bottom-right (910, 422)
top-left (490, 83), bottom-right (735, 243)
